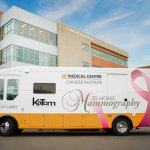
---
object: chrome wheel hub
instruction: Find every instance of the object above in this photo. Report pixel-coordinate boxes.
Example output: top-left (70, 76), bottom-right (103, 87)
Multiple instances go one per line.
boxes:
top-left (0, 121), bottom-right (10, 133)
top-left (117, 121), bottom-right (128, 133)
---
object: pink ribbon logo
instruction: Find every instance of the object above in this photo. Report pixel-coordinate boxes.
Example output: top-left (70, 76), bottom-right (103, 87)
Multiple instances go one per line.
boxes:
top-left (131, 69), bottom-right (150, 126)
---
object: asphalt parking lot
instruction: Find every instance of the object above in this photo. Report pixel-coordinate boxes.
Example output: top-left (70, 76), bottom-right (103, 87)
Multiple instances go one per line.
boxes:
top-left (0, 127), bottom-right (150, 150)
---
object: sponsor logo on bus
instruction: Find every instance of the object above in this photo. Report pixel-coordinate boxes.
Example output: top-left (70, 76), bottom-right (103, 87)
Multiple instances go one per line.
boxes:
top-left (32, 97), bottom-right (56, 107)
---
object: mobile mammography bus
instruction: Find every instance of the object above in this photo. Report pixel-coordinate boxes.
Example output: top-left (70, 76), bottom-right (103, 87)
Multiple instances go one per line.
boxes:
top-left (0, 66), bottom-right (150, 136)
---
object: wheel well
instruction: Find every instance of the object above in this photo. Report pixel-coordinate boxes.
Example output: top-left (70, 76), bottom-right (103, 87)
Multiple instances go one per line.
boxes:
top-left (112, 116), bottom-right (133, 129)
top-left (0, 116), bottom-right (18, 129)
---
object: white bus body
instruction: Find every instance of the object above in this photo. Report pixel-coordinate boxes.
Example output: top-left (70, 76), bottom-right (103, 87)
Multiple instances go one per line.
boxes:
top-left (0, 66), bottom-right (150, 136)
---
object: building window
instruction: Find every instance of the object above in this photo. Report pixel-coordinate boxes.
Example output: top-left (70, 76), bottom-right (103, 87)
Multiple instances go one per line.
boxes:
top-left (7, 79), bottom-right (19, 100)
top-left (0, 20), bottom-right (14, 40)
top-left (0, 45), bottom-right (57, 67)
top-left (0, 79), bottom-right (4, 100)
top-left (0, 19), bottom-right (57, 47)
top-left (91, 48), bottom-right (127, 66)
top-left (82, 62), bottom-right (90, 67)
top-left (82, 43), bottom-right (89, 52)
top-left (33, 83), bottom-right (56, 94)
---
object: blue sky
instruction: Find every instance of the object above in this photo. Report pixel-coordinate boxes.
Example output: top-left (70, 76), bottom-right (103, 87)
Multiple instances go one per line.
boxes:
top-left (0, 0), bottom-right (150, 67)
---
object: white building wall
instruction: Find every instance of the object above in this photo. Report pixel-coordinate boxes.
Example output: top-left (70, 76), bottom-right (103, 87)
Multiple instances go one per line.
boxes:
top-left (0, 6), bottom-right (57, 34)
top-left (0, 35), bottom-right (57, 56)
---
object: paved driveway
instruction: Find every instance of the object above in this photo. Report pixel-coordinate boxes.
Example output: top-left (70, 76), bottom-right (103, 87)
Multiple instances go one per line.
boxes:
top-left (0, 127), bottom-right (150, 150)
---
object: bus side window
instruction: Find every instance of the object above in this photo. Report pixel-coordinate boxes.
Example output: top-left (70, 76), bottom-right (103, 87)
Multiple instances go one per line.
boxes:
top-left (33, 83), bottom-right (56, 94)
top-left (0, 79), bottom-right (4, 100)
top-left (7, 79), bottom-right (19, 100)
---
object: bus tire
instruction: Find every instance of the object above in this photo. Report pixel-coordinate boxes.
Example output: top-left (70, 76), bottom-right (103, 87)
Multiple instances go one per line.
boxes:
top-left (0, 118), bottom-right (16, 136)
top-left (112, 117), bottom-right (131, 136)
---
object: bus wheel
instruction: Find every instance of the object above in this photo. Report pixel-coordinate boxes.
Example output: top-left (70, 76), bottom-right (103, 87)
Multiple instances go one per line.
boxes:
top-left (112, 117), bottom-right (131, 136)
top-left (0, 118), bottom-right (16, 136)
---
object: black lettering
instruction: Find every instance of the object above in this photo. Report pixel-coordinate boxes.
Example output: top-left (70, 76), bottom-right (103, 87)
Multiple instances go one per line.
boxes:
top-left (32, 97), bottom-right (56, 107)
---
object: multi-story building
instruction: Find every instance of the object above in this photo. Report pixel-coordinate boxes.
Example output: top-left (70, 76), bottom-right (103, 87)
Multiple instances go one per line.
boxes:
top-left (58, 23), bottom-right (128, 68)
top-left (0, 6), bottom-right (128, 69)
top-left (0, 6), bottom-right (57, 69)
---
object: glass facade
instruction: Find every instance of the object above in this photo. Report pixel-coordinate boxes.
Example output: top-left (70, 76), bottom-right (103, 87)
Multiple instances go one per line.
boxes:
top-left (92, 48), bottom-right (127, 66)
top-left (82, 43), bottom-right (89, 52)
top-left (0, 18), bottom-right (128, 68)
top-left (0, 19), bottom-right (57, 46)
top-left (0, 19), bottom-right (13, 40)
top-left (0, 45), bottom-right (57, 67)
